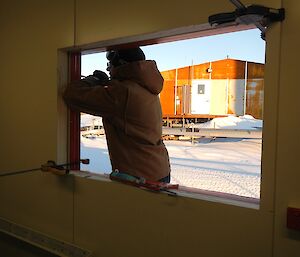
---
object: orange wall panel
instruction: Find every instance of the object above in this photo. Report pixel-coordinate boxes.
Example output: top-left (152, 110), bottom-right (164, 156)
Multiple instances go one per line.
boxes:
top-left (177, 66), bottom-right (190, 80)
top-left (246, 79), bottom-right (264, 119)
top-left (246, 63), bottom-right (264, 119)
top-left (247, 62), bottom-right (264, 79)
top-left (193, 63), bottom-right (210, 79)
top-left (160, 70), bottom-right (176, 115)
top-left (161, 69), bottom-right (176, 80)
top-left (211, 59), bottom-right (246, 79)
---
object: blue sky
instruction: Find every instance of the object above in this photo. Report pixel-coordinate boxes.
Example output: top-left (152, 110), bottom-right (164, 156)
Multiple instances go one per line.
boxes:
top-left (81, 28), bottom-right (265, 76)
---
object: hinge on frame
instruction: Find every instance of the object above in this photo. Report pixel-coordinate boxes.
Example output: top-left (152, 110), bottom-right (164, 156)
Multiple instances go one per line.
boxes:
top-left (208, 0), bottom-right (285, 40)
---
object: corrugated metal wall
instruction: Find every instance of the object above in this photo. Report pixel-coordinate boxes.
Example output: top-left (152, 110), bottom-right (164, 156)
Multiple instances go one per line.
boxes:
top-left (247, 62), bottom-right (265, 119)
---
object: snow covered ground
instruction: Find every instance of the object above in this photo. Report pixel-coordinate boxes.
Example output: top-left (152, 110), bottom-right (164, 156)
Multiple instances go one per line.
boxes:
top-left (191, 114), bottom-right (263, 130)
top-left (80, 115), bottom-right (262, 199)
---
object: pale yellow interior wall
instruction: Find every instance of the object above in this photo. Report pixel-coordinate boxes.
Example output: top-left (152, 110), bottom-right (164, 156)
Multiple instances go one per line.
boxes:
top-left (74, 177), bottom-right (273, 257)
top-left (75, 0), bottom-right (280, 46)
top-left (0, 0), bottom-right (75, 242)
top-left (273, 0), bottom-right (300, 256)
top-left (0, 0), bottom-right (74, 170)
top-left (1, 0), bottom-right (299, 256)
top-left (75, 0), bottom-right (232, 45)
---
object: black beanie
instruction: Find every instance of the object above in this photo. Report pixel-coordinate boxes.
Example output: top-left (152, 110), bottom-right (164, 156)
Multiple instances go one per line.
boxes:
top-left (107, 47), bottom-right (146, 69)
top-left (117, 47), bottom-right (145, 63)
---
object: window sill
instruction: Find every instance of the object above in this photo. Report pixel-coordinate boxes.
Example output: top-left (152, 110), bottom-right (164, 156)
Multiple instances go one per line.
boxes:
top-left (71, 171), bottom-right (259, 210)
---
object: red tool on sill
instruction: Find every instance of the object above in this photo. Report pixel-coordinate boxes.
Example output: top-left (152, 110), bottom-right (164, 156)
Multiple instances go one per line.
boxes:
top-left (110, 170), bottom-right (179, 196)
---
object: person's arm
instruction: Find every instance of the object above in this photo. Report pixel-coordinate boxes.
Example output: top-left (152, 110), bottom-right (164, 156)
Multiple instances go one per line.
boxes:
top-left (63, 71), bottom-right (127, 117)
top-left (81, 70), bottom-right (109, 86)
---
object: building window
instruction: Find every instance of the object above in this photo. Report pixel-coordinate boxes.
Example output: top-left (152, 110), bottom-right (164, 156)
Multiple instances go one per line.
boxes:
top-left (198, 84), bottom-right (205, 94)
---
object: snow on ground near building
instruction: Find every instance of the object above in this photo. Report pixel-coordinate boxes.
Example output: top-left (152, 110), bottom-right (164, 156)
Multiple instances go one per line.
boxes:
top-left (192, 115), bottom-right (263, 130)
top-left (80, 115), bottom-right (262, 199)
top-left (81, 137), bottom-right (261, 198)
top-left (166, 138), bottom-right (261, 198)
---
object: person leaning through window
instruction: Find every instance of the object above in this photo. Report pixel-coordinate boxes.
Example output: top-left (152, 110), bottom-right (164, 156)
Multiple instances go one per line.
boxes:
top-left (63, 47), bottom-right (171, 183)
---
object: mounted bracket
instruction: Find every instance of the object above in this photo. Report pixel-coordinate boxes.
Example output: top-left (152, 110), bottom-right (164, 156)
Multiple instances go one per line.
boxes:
top-left (208, 0), bottom-right (285, 40)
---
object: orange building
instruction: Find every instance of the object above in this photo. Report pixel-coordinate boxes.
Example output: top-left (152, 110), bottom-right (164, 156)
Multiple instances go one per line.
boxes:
top-left (160, 58), bottom-right (264, 120)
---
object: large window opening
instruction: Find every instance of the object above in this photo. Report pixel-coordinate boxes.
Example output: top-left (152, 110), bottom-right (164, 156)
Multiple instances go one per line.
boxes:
top-left (78, 28), bottom-right (265, 200)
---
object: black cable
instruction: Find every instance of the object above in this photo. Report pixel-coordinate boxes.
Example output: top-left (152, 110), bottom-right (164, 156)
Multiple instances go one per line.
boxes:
top-left (0, 159), bottom-right (89, 178)
top-left (0, 168), bottom-right (41, 177)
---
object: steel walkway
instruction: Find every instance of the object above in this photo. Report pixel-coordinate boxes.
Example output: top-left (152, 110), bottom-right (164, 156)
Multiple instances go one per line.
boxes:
top-left (162, 127), bottom-right (262, 139)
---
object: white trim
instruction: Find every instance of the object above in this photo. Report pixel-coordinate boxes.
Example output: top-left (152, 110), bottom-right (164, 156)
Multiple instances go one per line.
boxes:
top-left (61, 24), bottom-right (255, 54)
top-left (70, 171), bottom-right (259, 210)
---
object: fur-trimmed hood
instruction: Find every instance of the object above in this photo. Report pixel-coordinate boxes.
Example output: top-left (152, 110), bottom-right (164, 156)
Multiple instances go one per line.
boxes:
top-left (110, 60), bottom-right (163, 95)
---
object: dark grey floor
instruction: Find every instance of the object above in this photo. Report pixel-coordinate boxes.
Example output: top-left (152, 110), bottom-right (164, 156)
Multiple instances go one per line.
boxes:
top-left (0, 232), bottom-right (59, 257)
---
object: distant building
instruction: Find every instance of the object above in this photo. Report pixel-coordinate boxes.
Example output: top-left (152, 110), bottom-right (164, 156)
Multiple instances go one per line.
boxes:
top-left (160, 58), bottom-right (264, 120)
top-left (80, 113), bottom-right (104, 136)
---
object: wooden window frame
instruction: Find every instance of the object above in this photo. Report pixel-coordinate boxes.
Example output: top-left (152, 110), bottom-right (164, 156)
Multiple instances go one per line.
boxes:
top-left (69, 52), bottom-right (81, 170)
top-left (66, 23), bottom-right (266, 208)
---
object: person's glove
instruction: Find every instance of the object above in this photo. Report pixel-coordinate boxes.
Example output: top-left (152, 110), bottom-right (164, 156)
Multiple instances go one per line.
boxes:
top-left (92, 70), bottom-right (109, 82)
top-left (83, 70), bottom-right (109, 86)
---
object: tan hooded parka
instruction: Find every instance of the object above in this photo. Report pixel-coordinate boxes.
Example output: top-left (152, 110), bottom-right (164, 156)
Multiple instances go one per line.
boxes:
top-left (63, 60), bottom-right (171, 181)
